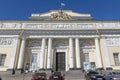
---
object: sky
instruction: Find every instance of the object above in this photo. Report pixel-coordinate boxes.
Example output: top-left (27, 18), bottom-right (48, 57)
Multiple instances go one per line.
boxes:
top-left (0, 0), bottom-right (120, 20)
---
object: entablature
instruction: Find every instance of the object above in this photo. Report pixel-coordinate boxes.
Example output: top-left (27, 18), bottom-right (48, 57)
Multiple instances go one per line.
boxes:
top-left (0, 22), bottom-right (120, 30)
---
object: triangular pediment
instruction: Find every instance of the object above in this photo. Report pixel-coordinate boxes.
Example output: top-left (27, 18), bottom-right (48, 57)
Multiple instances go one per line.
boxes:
top-left (29, 10), bottom-right (93, 20)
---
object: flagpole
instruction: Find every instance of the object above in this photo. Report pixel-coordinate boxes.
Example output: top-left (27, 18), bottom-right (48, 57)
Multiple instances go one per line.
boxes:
top-left (60, 4), bottom-right (63, 10)
top-left (60, 3), bottom-right (65, 10)
top-left (60, 0), bottom-right (63, 10)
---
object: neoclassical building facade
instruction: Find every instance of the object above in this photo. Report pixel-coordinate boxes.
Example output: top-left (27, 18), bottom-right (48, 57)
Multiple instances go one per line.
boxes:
top-left (0, 10), bottom-right (120, 71)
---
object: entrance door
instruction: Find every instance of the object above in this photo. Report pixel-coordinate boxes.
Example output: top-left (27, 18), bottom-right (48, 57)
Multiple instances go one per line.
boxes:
top-left (56, 52), bottom-right (65, 71)
top-left (31, 53), bottom-right (37, 71)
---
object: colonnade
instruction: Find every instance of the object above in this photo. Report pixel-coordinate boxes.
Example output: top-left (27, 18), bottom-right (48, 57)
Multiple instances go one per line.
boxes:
top-left (15, 37), bottom-right (109, 71)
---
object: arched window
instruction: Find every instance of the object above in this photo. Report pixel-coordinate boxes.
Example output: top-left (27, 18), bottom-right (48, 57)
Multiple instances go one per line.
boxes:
top-left (28, 42), bottom-right (41, 48)
top-left (55, 41), bottom-right (67, 47)
top-left (80, 41), bottom-right (91, 48)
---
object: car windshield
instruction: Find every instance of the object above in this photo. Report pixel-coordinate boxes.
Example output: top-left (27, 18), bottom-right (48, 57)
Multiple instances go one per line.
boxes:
top-left (89, 71), bottom-right (99, 74)
top-left (53, 72), bottom-right (61, 76)
top-left (112, 72), bottom-right (120, 75)
top-left (34, 73), bottom-right (46, 76)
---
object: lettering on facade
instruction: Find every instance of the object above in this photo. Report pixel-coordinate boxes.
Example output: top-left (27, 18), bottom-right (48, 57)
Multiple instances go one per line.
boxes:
top-left (1, 23), bottom-right (120, 29)
top-left (24, 24), bottom-right (95, 29)
top-left (0, 38), bottom-right (13, 46)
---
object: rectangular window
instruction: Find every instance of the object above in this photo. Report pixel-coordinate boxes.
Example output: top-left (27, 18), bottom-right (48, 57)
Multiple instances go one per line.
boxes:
top-left (113, 53), bottom-right (120, 65)
top-left (0, 54), bottom-right (6, 66)
top-left (84, 53), bottom-right (89, 62)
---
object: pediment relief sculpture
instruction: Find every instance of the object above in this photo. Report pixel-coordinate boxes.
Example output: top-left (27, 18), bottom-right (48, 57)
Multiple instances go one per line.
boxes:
top-left (51, 10), bottom-right (71, 20)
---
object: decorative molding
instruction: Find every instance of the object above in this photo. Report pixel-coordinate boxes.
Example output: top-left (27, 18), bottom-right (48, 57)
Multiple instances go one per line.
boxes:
top-left (53, 39), bottom-right (68, 48)
top-left (28, 41), bottom-right (42, 48)
top-left (0, 23), bottom-right (120, 29)
top-left (23, 23), bottom-right (95, 29)
top-left (106, 38), bottom-right (120, 46)
top-left (50, 10), bottom-right (71, 20)
top-left (1, 23), bottom-right (21, 29)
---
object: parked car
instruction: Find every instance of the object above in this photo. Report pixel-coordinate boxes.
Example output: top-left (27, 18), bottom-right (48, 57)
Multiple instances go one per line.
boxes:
top-left (106, 67), bottom-right (113, 70)
top-left (49, 71), bottom-right (65, 80)
top-left (31, 72), bottom-right (47, 80)
top-left (96, 68), bottom-right (105, 74)
top-left (85, 70), bottom-right (105, 80)
top-left (104, 72), bottom-right (120, 80)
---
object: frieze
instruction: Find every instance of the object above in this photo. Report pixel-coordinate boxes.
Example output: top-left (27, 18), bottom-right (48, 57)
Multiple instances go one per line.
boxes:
top-left (0, 23), bottom-right (120, 29)
top-left (98, 23), bottom-right (120, 29)
top-left (23, 24), bottom-right (95, 29)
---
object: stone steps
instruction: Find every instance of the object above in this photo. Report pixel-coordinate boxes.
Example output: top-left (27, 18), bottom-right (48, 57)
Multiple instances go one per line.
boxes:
top-left (65, 70), bottom-right (85, 79)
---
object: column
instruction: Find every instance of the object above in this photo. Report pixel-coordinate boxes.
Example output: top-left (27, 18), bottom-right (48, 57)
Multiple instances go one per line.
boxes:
top-left (17, 38), bottom-right (26, 69)
top-left (47, 38), bottom-right (52, 70)
top-left (69, 38), bottom-right (74, 70)
top-left (95, 38), bottom-right (102, 68)
top-left (75, 38), bottom-right (81, 69)
top-left (101, 37), bottom-right (111, 68)
top-left (8, 38), bottom-right (18, 70)
top-left (40, 38), bottom-right (46, 70)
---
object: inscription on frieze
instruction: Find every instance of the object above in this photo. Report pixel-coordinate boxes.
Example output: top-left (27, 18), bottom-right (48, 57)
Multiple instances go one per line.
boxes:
top-left (24, 24), bottom-right (95, 29)
top-left (1, 23), bottom-right (120, 29)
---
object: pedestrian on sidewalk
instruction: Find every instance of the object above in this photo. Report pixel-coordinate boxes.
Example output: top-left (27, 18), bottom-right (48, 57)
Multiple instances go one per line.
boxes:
top-left (12, 69), bottom-right (15, 75)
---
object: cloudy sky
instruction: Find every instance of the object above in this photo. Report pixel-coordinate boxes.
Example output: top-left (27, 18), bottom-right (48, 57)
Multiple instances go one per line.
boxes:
top-left (0, 0), bottom-right (120, 20)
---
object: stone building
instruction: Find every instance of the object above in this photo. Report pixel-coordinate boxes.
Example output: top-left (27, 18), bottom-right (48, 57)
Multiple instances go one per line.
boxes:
top-left (0, 10), bottom-right (120, 71)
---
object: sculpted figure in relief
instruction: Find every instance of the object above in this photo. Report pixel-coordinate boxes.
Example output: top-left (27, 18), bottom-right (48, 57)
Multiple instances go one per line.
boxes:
top-left (51, 10), bottom-right (71, 20)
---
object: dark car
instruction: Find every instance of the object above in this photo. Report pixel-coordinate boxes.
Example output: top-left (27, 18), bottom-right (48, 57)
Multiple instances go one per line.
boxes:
top-left (104, 72), bottom-right (120, 80)
top-left (96, 68), bottom-right (105, 74)
top-left (49, 71), bottom-right (65, 80)
top-left (85, 70), bottom-right (105, 80)
top-left (31, 72), bottom-right (47, 80)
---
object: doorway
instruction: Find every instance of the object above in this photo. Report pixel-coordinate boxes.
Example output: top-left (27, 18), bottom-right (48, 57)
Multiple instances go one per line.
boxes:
top-left (55, 52), bottom-right (65, 71)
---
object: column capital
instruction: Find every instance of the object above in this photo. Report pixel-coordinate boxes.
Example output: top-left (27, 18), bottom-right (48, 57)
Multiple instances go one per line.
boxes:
top-left (42, 38), bottom-right (47, 40)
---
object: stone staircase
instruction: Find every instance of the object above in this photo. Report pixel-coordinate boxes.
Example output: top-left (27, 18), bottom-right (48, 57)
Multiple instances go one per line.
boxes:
top-left (65, 70), bottom-right (85, 80)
